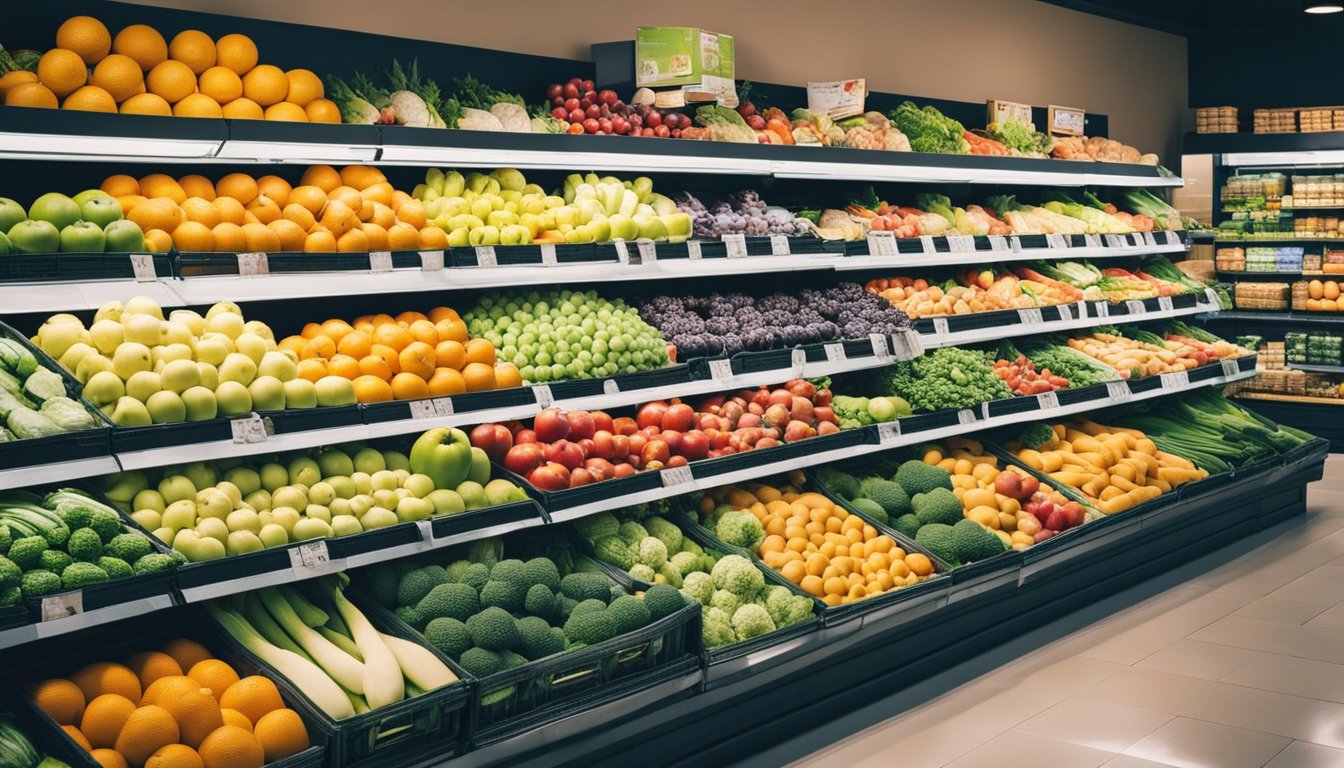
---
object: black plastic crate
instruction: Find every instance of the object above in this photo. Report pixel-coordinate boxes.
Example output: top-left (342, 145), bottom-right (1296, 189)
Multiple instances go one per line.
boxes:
top-left (0, 605), bottom-right (28, 632)
top-left (449, 242), bottom-right (603, 267)
top-left (0, 251), bottom-right (175, 283)
top-left (176, 250), bottom-right (431, 277)
top-left (360, 385), bottom-right (537, 427)
top-left (544, 364), bottom-right (693, 402)
top-left (497, 460), bottom-right (663, 517)
top-left (688, 428), bottom-right (868, 483)
top-left (641, 235), bottom-right (829, 261)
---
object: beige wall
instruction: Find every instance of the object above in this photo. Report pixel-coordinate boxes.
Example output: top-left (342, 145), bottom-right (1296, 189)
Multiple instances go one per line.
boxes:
top-left (124, 0), bottom-right (1189, 165)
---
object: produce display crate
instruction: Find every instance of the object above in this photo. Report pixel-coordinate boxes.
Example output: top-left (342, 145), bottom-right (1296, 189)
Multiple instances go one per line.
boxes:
top-left (0, 251), bottom-right (175, 284)
top-left (361, 385), bottom-right (537, 427)
top-left (213, 593), bottom-right (473, 768)
top-left (688, 334), bottom-right (914, 380)
top-left (911, 302), bottom-right (1079, 339)
top-left (8, 611), bottom-right (326, 768)
top-left (366, 593), bottom-right (701, 748)
top-left (542, 363), bottom-right (692, 403)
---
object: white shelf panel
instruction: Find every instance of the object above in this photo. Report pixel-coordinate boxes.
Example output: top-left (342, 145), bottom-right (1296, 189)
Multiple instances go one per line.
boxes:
top-left (831, 241), bottom-right (1187, 271)
top-left (0, 455), bottom-right (121, 492)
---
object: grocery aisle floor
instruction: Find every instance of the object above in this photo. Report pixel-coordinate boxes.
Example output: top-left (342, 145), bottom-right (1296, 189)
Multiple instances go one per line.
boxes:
top-left (778, 454), bottom-right (1344, 768)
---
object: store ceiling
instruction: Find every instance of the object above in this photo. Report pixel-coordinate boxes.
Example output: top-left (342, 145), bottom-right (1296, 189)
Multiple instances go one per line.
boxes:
top-left (1039, 0), bottom-right (1343, 34)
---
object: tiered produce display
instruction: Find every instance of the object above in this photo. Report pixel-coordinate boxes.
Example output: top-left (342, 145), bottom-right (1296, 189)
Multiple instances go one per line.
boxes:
top-left (0, 5), bottom-right (1328, 768)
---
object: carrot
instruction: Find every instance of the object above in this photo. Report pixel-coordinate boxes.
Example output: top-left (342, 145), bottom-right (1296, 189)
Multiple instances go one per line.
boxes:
top-left (765, 117), bottom-right (794, 145)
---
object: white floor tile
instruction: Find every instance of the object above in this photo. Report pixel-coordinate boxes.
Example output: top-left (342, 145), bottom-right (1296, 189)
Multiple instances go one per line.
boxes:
top-left (1122, 717), bottom-right (1291, 768)
top-left (1263, 740), bottom-right (1344, 768)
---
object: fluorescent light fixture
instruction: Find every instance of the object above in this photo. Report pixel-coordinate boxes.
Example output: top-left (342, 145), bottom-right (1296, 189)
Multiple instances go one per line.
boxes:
top-left (1223, 149), bottom-right (1344, 166)
top-left (1305, 1), bottom-right (1344, 13)
top-left (213, 140), bottom-right (378, 163)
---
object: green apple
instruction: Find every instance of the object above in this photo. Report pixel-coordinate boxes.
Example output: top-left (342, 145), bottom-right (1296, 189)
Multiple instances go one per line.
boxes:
top-left (109, 396), bottom-right (152, 426)
top-left (393, 487), bottom-right (412, 503)
top-left (194, 337), bottom-right (229, 367)
top-left (181, 386), bottom-right (217, 422)
top-left (371, 488), bottom-right (398, 510)
top-left (272, 486), bottom-right (308, 512)
top-left (59, 221), bottom-right (105, 253)
top-left (248, 375), bottom-right (285, 412)
top-left (195, 489), bottom-right (232, 520)
top-left (351, 472), bottom-right (373, 497)
top-left (329, 498), bottom-right (353, 518)
top-left (59, 342), bottom-right (96, 373)
top-left (131, 509), bottom-right (162, 531)
top-left (88, 320), bottom-right (124, 356)
top-left (72, 189), bottom-right (113, 207)
top-left (80, 197), bottom-right (123, 230)
top-left (205, 301), bottom-right (241, 319)
top-left (75, 354), bottom-right (115, 384)
top-left (382, 451), bottom-right (410, 472)
top-left (258, 523), bottom-right (288, 548)
top-left (289, 457), bottom-right (321, 487)
top-left (181, 461), bottom-right (216, 491)
top-left (219, 353), bottom-right (257, 387)
top-left (102, 471), bottom-right (149, 505)
top-left (395, 496), bottom-right (433, 522)
top-left (311, 448), bottom-right (352, 479)
top-left (146, 390), bottom-right (186, 423)
top-left (161, 499), bottom-right (198, 531)
top-left (123, 295), bottom-right (165, 320)
top-left (214, 480), bottom-right (242, 507)
top-left (225, 507), bottom-right (261, 535)
top-left (28, 192), bottom-right (80, 230)
top-left (0, 231), bottom-right (10, 254)
top-left (281, 378), bottom-right (316, 409)
top-left (608, 214), bottom-right (638, 242)
top-left (259, 463), bottom-right (289, 492)
top-left (446, 227), bottom-right (469, 247)
top-left (133, 488), bottom-right (167, 514)
top-left (467, 446), bottom-right (491, 486)
top-left (402, 473), bottom-right (435, 499)
top-left (195, 517), bottom-right (229, 544)
top-left (326, 476), bottom-right (356, 499)
top-left (330, 515), bottom-right (362, 537)
top-left (243, 320), bottom-right (273, 342)
top-left (207, 311), bottom-right (245, 339)
top-left (348, 494), bottom-right (373, 517)
top-left (214, 381), bottom-right (252, 417)
top-left (370, 470), bottom-right (399, 492)
top-left (225, 530), bottom-right (264, 556)
top-left (112, 343), bottom-right (152, 380)
top-left (244, 489), bottom-right (272, 512)
top-left (484, 479), bottom-right (521, 507)
top-left (125, 370), bottom-right (162, 402)
top-left (360, 507), bottom-right (398, 529)
top-left (456, 480), bottom-right (486, 510)
top-left (391, 469), bottom-right (411, 486)
top-left (258, 351), bottom-right (297, 382)
top-left (661, 212), bottom-right (692, 240)
top-left (168, 310), bottom-right (205, 337)
top-left (353, 448), bottom-right (385, 475)
top-left (0, 197), bottom-right (24, 233)
top-left (122, 314), bottom-right (161, 347)
top-left (102, 219), bottom-right (144, 253)
top-left (270, 506), bottom-right (301, 534)
top-left (159, 475), bottom-right (198, 504)
top-left (426, 488), bottom-right (465, 516)
top-left (196, 364), bottom-right (219, 391)
top-left (234, 333), bottom-right (267, 365)
top-left (223, 467), bottom-right (261, 497)
top-left (314, 376), bottom-right (356, 407)
top-left (634, 214), bottom-right (668, 241)
top-left (308, 481), bottom-right (336, 506)
top-left (304, 504), bottom-right (331, 524)
top-left (160, 359), bottom-right (200, 394)
top-left (292, 517), bottom-right (332, 541)
top-left (159, 321), bottom-right (193, 346)
top-left (8, 218), bottom-right (60, 253)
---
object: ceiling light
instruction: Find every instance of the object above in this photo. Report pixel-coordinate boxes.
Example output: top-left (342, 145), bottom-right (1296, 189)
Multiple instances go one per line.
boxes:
top-left (1305, 1), bottom-right (1344, 13)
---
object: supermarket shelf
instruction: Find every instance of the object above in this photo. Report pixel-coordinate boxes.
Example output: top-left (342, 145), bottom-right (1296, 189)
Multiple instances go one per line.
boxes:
top-left (1216, 270), bottom-right (1307, 279)
top-left (1283, 205), bottom-right (1344, 212)
top-left (115, 420), bottom-right (375, 471)
top-left (0, 279), bottom-right (186, 315)
top-left (831, 240), bottom-right (1187, 272)
top-left (1212, 238), bottom-right (1344, 244)
top-left (1287, 362), bottom-right (1344, 375)
top-left (0, 455), bottom-right (121, 493)
top-left (921, 295), bottom-right (1217, 349)
top-left (1236, 391), bottom-right (1344, 406)
top-left (0, 593), bottom-right (177, 651)
top-left (1205, 310), bottom-right (1344, 325)
top-left (1236, 396), bottom-right (1344, 451)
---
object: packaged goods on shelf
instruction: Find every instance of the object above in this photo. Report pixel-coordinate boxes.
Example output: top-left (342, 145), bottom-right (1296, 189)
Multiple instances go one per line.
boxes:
top-left (1298, 277), bottom-right (1344, 311)
top-left (1196, 106), bottom-right (1238, 134)
top-left (1286, 174), bottom-right (1344, 207)
top-left (1221, 174), bottom-right (1285, 208)
top-left (1323, 249), bottom-right (1344, 273)
top-left (1216, 247), bottom-right (1246, 272)
top-left (1254, 108), bottom-right (1298, 134)
top-left (1296, 108), bottom-right (1344, 133)
top-left (1294, 216), bottom-right (1343, 238)
top-left (1234, 281), bottom-right (1291, 310)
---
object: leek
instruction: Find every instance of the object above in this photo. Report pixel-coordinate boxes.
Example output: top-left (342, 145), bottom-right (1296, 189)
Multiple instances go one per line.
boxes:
top-left (380, 632), bottom-right (458, 692)
top-left (328, 582), bottom-right (404, 708)
top-left (260, 588), bottom-right (365, 695)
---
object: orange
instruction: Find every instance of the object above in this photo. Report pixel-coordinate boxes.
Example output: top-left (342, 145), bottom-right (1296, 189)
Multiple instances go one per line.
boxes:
top-left (253, 709), bottom-right (309, 762)
top-left (398, 341), bottom-right (436, 380)
top-left (143, 229), bottom-right (173, 253)
top-left (281, 69), bottom-right (322, 107)
top-left (395, 200), bottom-right (427, 228)
top-left (63, 724), bottom-right (93, 751)
top-left (360, 222), bottom-right (389, 250)
top-left (145, 59), bottom-right (195, 103)
top-left (327, 354), bottom-right (360, 379)
top-left (419, 226), bottom-right (448, 249)
top-left (336, 227), bottom-right (368, 253)
top-left (396, 309), bottom-right (428, 325)
top-left (372, 324), bottom-right (413, 352)
top-left (255, 176), bottom-right (291, 207)
top-left (220, 709), bottom-right (252, 731)
top-left (281, 203), bottom-right (316, 231)
top-left (141, 675), bottom-right (202, 707)
top-left (263, 101), bottom-right (306, 122)
top-left (213, 197), bottom-right (245, 226)
top-left (301, 166), bottom-right (343, 193)
top-left (92, 749), bottom-right (129, 768)
top-left (5, 82), bottom-right (59, 108)
top-left (304, 98), bottom-right (340, 124)
top-left (390, 372), bottom-right (430, 400)
top-left (327, 186), bottom-right (363, 212)
top-left (177, 176), bottom-right (215, 201)
top-left (197, 66), bottom-right (242, 104)
top-left (126, 651), bottom-right (183, 691)
top-left (277, 336), bottom-right (307, 355)
top-left (199, 725), bottom-right (264, 768)
top-left (434, 318), bottom-right (467, 343)
top-left (336, 330), bottom-right (372, 359)
top-left (296, 359), bottom-right (327, 383)
top-left (319, 319), bottom-right (354, 342)
top-left (356, 198), bottom-right (376, 222)
top-left (37, 49), bottom-right (90, 99)
top-left (304, 229), bottom-right (336, 253)
top-left (113, 24), bottom-right (168, 71)
top-left (287, 185), bottom-right (327, 216)
top-left (173, 221), bottom-right (216, 252)
top-left (357, 355), bottom-right (393, 381)
top-left (405, 318), bottom-right (437, 345)
top-left (319, 200), bottom-right (356, 237)
top-left (186, 660), bottom-right (239, 704)
top-left (461, 362), bottom-right (497, 392)
top-left (173, 93), bottom-right (222, 118)
top-left (120, 92), bottom-right (172, 116)
top-left (160, 640), bottom-right (212, 674)
top-left (116, 194), bottom-right (148, 213)
top-left (219, 677), bottom-right (283, 726)
top-left (427, 367), bottom-right (466, 396)
top-left (221, 97), bottom-right (263, 120)
top-left (57, 16), bottom-right (112, 65)
top-left (361, 182), bottom-right (394, 208)
top-left (0, 71), bottom-right (39, 100)
top-left (387, 222), bottom-right (421, 250)
top-left (216, 173), bottom-right (258, 206)
top-left (434, 340), bottom-right (466, 370)
top-left (241, 64), bottom-right (286, 106)
top-left (268, 219), bottom-right (306, 251)
top-left (300, 336), bottom-right (335, 360)
top-left (369, 344), bottom-right (400, 375)
top-left (300, 322), bottom-right (323, 339)
top-left (73, 662), bottom-right (142, 704)
top-left (140, 174), bottom-right (187, 203)
top-left (245, 195), bottom-right (280, 224)
top-left (241, 222), bottom-right (281, 253)
top-left (182, 197), bottom-right (221, 227)
top-left (32, 678), bottom-right (86, 725)
top-left (169, 30), bottom-right (216, 75)
top-left (214, 34), bottom-right (258, 76)
top-left (494, 362), bottom-right (522, 389)
top-left (81, 693), bottom-right (137, 748)
top-left (366, 201), bottom-right (395, 229)
top-left (162, 687), bottom-right (223, 748)
top-left (340, 166), bottom-right (385, 189)
top-left (464, 338), bottom-right (497, 366)
top-left (349, 373), bottom-right (392, 403)
top-left (145, 744), bottom-right (205, 768)
top-left (391, 190), bottom-right (412, 211)
top-left (92, 54), bottom-right (145, 102)
top-left (115, 705), bottom-right (180, 768)
top-left (63, 84), bottom-right (117, 112)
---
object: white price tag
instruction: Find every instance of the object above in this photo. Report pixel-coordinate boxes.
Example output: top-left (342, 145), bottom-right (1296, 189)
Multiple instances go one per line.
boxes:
top-left (823, 343), bottom-right (846, 363)
top-left (415, 520), bottom-right (435, 548)
top-left (611, 239), bottom-right (630, 264)
top-left (1009, 236), bottom-right (1023, 253)
top-left (129, 253), bottom-right (157, 282)
top-left (636, 238), bottom-right (657, 262)
top-left (770, 234), bottom-right (791, 256)
top-left (1221, 359), bottom-right (1241, 378)
top-left (1161, 370), bottom-right (1190, 390)
top-left (1106, 380), bottom-right (1131, 401)
top-left (432, 397), bottom-right (454, 416)
top-left (866, 231), bottom-right (898, 257)
top-left (790, 348), bottom-right (807, 378)
top-left (419, 249), bottom-right (444, 271)
top-left (1158, 296), bottom-right (1174, 313)
top-left (901, 330), bottom-right (924, 359)
top-left (539, 243), bottom-right (557, 266)
top-left (1104, 234), bottom-right (1125, 249)
top-left (686, 240), bottom-right (703, 260)
top-left (957, 409), bottom-right (977, 425)
top-left (1036, 390), bottom-right (1060, 411)
top-left (1204, 288), bottom-right (1221, 307)
top-left (876, 421), bottom-right (901, 444)
top-left (532, 384), bottom-right (554, 408)
top-left (475, 246), bottom-right (497, 267)
top-left (722, 233), bottom-right (748, 259)
top-left (919, 235), bottom-right (936, 254)
top-left (1017, 308), bottom-right (1043, 325)
top-left (1084, 234), bottom-right (1103, 249)
top-left (661, 465), bottom-right (694, 487)
top-left (236, 252), bottom-right (268, 276)
top-left (603, 379), bottom-right (620, 395)
top-left (708, 358), bottom-right (733, 380)
top-left (1164, 231), bottom-right (1181, 246)
top-left (367, 250), bottom-right (393, 273)
top-left (1046, 234), bottom-right (1069, 249)
top-left (1075, 301), bottom-right (1089, 319)
top-left (289, 540), bottom-right (331, 570)
top-left (946, 235), bottom-right (975, 253)
top-left (988, 235), bottom-right (1008, 252)
top-left (408, 400), bottom-right (438, 420)
top-left (870, 333), bottom-right (892, 362)
top-left (230, 414), bottom-right (267, 444)
top-left (1143, 231), bottom-right (1158, 247)
top-left (1125, 300), bottom-right (1147, 315)
top-left (40, 591), bottom-right (83, 622)
top-left (1057, 303), bottom-right (1074, 322)
top-left (931, 317), bottom-right (950, 337)
top-left (1093, 301), bottom-right (1109, 318)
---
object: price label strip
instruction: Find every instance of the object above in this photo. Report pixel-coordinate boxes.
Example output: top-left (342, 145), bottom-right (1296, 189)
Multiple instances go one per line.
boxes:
top-left (611, 239), bottom-right (630, 264)
top-left (946, 235), bottom-right (975, 253)
top-left (408, 400), bottom-right (438, 420)
top-left (866, 231), bottom-right (898, 257)
top-left (931, 317), bottom-right (950, 338)
top-left (288, 540), bottom-right (343, 576)
top-left (1158, 296), bottom-right (1174, 313)
top-left (129, 253), bottom-right (157, 282)
top-left (722, 233), bottom-right (748, 259)
top-left (1104, 234), bottom-right (1125, 249)
top-left (988, 235), bottom-right (1008, 252)
top-left (475, 246), bottom-right (497, 267)
top-left (414, 520), bottom-right (436, 551)
top-left (1018, 308), bottom-right (1043, 325)
top-left (870, 333), bottom-right (892, 363)
top-left (770, 234), bottom-right (791, 256)
top-left (1221, 359), bottom-right (1241, 378)
top-left (1046, 234), bottom-right (1069, 249)
top-left (230, 413), bottom-right (268, 444)
top-left (708, 358), bottom-right (734, 381)
top-left (1057, 303), bottom-right (1074, 322)
top-left (1125, 299), bottom-right (1147, 316)
top-left (823, 343), bottom-right (846, 363)
top-left (636, 238), bottom-right (657, 263)
top-left (901, 330), bottom-right (924, 359)
top-left (1036, 390), bottom-right (1060, 411)
top-left (539, 243), bottom-right (557, 266)
top-left (790, 348), bottom-right (807, 378)
top-left (957, 409), bottom-right (976, 426)
top-left (1143, 231), bottom-right (1158, 247)
top-left (919, 235), bottom-right (936, 254)
top-left (237, 252), bottom-right (269, 277)
top-left (603, 378), bottom-right (620, 396)
top-left (686, 240), bottom-right (703, 260)
top-left (432, 397), bottom-right (454, 416)
top-left (368, 250), bottom-right (393, 273)
top-left (1106, 380), bottom-right (1131, 401)
top-left (1093, 301), bottom-right (1109, 318)
top-left (661, 465), bottom-right (694, 488)
top-left (1009, 236), bottom-right (1023, 253)
top-left (1203, 288), bottom-right (1221, 309)
top-left (1084, 234), bottom-right (1103, 249)
top-left (532, 384), bottom-right (554, 408)
top-left (40, 591), bottom-right (83, 622)
top-left (419, 249), bottom-right (444, 272)
top-left (1161, 370), bottom-right (1190, 390)
top-left (876, 421), bottom-right (901, 444)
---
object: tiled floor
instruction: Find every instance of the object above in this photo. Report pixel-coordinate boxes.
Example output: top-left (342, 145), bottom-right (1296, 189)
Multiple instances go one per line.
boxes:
top-left (785, 455), bottom-right (1344, 768)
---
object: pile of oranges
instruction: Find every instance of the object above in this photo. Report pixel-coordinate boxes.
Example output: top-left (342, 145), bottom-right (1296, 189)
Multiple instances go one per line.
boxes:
top-left (103, 164), bottom-right (443, 254)
top-left (278, 306), bottom-right (521, 403)
top-left (29, 637), bottom-right (310, 768)
top-left (2, 15), bottom-right (338, 122)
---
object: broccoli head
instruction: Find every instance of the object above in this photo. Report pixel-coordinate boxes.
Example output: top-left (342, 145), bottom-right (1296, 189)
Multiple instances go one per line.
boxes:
top-left (895, 460), bottom-right (954, 496)
top-left (105, 532), bottom-right (153, 564)
top-left (523, 583), bottom-right (555, 619)
top-left (559, 572), bottom-right (611, 603)
top-left (522, 557), bottom-right (561, 591)
top-left (500, 650), bottom-right (529, 670)
top-left (88, 510), bottom-right (124, 543)
top-left (20, 569), bottom-right (61, 597)
top-left (628, 563), bottom-right (657, 583)
top-left (443, 559), bottom-right (473, 583)
top-left (709, 589), bottom-right (743, 616)
top-left (0, 524), bottom-right (10, 556)
top-left (38, 549), bottom-right (74, 574)
top-left (667, 551), bottom-right (699, 577)
top-left (424, 617), bottom-right (473, 657)
top-left (564, 608), bottom-right (616, 645)
top-left (0, 555), bottom-right (19, 588)
top-left (593, 535), bottom-right (635, 569)
top-left (951, 519), bottom-right (1007, 563)
top-left (97, 557), bottom-right (132, 580)
top-left (635, 537), bottom-right (668, 569)
top-left (466, 607), bottom-right (521, 651)
top-left (458, 647), bottom-right (503, 677)
top-left (574, 511), bottom-right (620, 542)
top-left (569, 598), bottom-right (607, 617)
top-left (395, 606), bottom-right (425, 630)
top-left (608, 594), bottom-right (651, 634)
top-left (459, 563), bottom-right (490, 590)
top-left (892, 514), bottom-right (922, 539)
top-left (56, 504), bottom-right (92, 531)
top-left (709, 555), bottom-right (765, 599)
top-left (554, 594), bottom-right (579, 621)
top-left (617, 521), bottom-right (650, 545)
top-left (41, 524), bottom-right (70, 549)
top-left (8, 536), bottom-right (48, 570)
top-left (731, 603), bottom-right (777, 640)
top-left (643, 517), bottom-right (683, 553)
top-left (764, 586), bottom-right (814, 627)
top-left (61, 562), bottom-right (109, 589)
top-left (680, 571), bottom-right (715, 604)
top-left (66, 528), bottom-right (103, 562)
top-left (489, 559), bottom-right (526, 585)
top-left (479, 580), bottom-right (525, 613)
top-left (914, 523), bottom-right (958, 564)
top-left (517, 615), bottom-right (564, 660)
top-left (849, 498), bottom-right (889, 526)
top-left (715, 510), bottom-right (765, 551)
top-left (397, 568), bottom-right (438, 608)
top-left (363, 566), bottom-right (400, 609)
top-left (417, 582), bottom-right (480, 622)
top-left (0, 585), bottom-right (19, 607)
top-left (1020, 422), bottom-right (1059, 450)
top-left (132, 553), bottom-right (175, 575)
top-left (642, 583), bottom-right (686, 622)
top-left (913, 488), bottom-right (964, 527)
top-left (814, 467), bottom-right (862, 500)
top-left (858, 478), bottom-right (912, 518)
top-left (656, 563), bottom-right (683, 589)
top-left (702, 607), bottom-right (737, 648)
